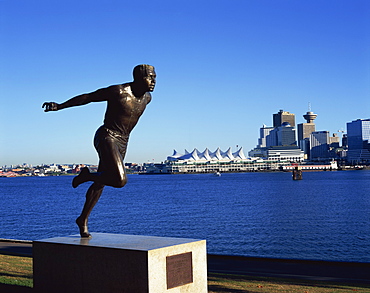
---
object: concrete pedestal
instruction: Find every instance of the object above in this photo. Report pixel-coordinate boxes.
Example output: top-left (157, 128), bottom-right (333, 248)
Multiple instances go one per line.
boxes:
top-left (33, 233), bottom-right (207, 293)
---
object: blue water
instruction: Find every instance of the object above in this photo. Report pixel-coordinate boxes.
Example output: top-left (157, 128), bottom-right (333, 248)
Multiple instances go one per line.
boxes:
top-left (1, 171), bottom-right (369, 262)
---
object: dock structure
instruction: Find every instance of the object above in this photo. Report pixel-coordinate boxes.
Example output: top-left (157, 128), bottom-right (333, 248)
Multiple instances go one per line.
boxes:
top-left (292, 166), bottom-right (303, 180)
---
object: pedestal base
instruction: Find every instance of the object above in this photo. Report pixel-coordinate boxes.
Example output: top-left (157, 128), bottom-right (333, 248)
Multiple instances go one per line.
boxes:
top-left (33, 233), bottom-right (207, 293)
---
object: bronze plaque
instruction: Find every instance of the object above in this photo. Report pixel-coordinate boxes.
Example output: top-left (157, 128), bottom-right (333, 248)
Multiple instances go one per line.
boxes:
top-left (166, 252), bottom-right (193, 289)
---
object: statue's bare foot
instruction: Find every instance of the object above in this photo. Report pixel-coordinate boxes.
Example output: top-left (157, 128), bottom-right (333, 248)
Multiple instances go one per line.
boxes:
top-left (76, 216), bottom-right (92, 238)
top-left (72, 167), bottom-right (90, 188)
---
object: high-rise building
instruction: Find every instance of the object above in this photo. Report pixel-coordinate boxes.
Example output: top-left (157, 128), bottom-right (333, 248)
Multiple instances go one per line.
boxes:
top-left (298, 123), bottom-right (316, 144)
top-left (257, 121), bottom-right (297, 148)
top-left (272, 110), bottom-right (297, 146)
top-left (310, 131), bottom-right (329, 160)
top-left (249, 110), bottom-right (301, 160)
top-left (303, 111), bottom-right (318, 123)
top-left (329, 133), bottom-right (340, 148)
top-left (297, 111), bottom-right (317, 144)
top-left (258, 125), bottom-right (276, 148)
top-left (346, 119), bottom-right (370, 164)
top-left (273, 109), bottom-right (295, 128)
top-left (298, 111), bottom-right (317, 158)
top-left (276, 122), bottom-right (296, 146)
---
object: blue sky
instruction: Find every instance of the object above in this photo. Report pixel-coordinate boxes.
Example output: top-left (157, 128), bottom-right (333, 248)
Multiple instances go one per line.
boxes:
top-left (1, 0), bottom-right (369, 166)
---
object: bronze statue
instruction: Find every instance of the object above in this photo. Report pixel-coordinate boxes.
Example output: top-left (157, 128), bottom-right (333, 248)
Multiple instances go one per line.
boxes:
top-left (42, 64), bottom-right (156, 237)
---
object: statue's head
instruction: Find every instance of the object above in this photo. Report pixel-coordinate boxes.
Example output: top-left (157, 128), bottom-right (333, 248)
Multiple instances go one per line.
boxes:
top-left (133, 64), bottom-right (156, 92)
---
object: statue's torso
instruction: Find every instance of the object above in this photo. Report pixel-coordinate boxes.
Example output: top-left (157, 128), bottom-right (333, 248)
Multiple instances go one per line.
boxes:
top-left (103, 84), bottom-right (149, 135)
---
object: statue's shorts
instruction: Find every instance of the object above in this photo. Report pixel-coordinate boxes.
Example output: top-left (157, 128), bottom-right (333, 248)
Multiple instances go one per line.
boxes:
top-left (93, 126), bottom-right (129, 164)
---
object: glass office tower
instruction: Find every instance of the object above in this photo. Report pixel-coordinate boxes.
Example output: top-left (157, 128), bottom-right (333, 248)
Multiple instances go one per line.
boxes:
top-left (346, 119), bottom-right (370, 164)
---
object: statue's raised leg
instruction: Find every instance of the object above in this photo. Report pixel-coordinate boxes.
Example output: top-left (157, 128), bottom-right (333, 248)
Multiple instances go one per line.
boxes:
top-left (72, 167), bottom-right (92, 188)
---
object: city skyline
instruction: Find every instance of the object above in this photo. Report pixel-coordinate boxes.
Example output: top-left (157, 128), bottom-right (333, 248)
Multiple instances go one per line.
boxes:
top-left (1, 1), bottom-right (369, 166)
top-left (2, 114), bottom-right (367, 167)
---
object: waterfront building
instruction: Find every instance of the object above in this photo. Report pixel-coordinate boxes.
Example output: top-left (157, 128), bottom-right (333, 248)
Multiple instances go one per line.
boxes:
top-left (146, 147), bottom-right (294, 173)
top-left (145, 159), bottom-right (292, 174)
top-left (145, 145), bottom-right (326, 174)
top-left (148, 147), bottom-right (293, 173)
top-left (310, 131), bottom-right (330, 160)
top-left (160, 147), bottom-right (300, 173)
top-left (273, 109), bottom-right (295, 128)
top-left (346, 118), bottom-right (370, 164)
top-left (262, 146), bottom-right (304, 161)
top-left (248, 147), bottom-right (265, 158)
top-left (248, 144), bottom-right (304, 161)
top-left (248, 145), bottom-right (304, 161)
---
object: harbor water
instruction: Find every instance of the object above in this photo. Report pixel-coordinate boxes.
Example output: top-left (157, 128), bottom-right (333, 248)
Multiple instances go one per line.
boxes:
top-left (1, 170), bottom-right (369, 262)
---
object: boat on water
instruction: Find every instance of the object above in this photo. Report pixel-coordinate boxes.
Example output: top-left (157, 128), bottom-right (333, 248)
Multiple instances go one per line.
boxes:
top-left (213, 171), bottom-right (221, 176)
top-left (281, 160), bottom-right (338, 171)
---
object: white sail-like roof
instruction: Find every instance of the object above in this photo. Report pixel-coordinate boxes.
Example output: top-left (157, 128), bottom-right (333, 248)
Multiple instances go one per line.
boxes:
top-left (167, 147), bottom-right (247, 162)
top-left (189, 149), bottom-right (200, 161)
top-left (167, 150), bottom-right (184, 161)
top-left (171, 150), bottom-right (183, 158)
top-left (221, 147), bottom-right (234, 160)
top-left (210, 147), bottom-right (223, 160)
top-left (232, 147), bottom-right (247, 160)
top-left (198, 148), bottom-right (211, 161)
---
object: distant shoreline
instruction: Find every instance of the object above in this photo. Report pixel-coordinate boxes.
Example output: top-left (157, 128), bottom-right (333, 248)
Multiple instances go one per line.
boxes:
top-left (1, 166), bottom-right (369, 178)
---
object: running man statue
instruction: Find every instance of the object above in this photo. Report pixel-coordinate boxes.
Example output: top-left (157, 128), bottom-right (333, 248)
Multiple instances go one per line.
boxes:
top-left (42, 64), bottom-right (156, 237)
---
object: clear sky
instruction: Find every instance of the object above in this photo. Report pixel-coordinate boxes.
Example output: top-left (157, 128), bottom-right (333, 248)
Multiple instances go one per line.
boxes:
top-left (1, 0), bottom-right (369, 166)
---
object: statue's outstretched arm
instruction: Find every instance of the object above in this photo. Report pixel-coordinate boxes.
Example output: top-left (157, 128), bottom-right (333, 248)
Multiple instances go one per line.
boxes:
top-left (42, 87), bottom-right (110, 112)
top-left (42, 102), bottom-right (59, 112)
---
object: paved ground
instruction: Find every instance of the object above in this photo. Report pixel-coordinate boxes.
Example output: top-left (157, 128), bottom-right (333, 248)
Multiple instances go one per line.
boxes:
top-left (208, 254), bottom-right (370, 284)
top-left (1, 239), bottom-right (370, 287)
top-left (0, 239), bottom-right (32, 257)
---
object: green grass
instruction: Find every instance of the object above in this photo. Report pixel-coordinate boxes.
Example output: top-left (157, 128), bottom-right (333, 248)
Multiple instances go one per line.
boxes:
top-left (1, 254), bottom-right (370, 292)
top-left (0, 254), bottom-right (33, 288)
top-left (208, 273), bottom-right (370, 293)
